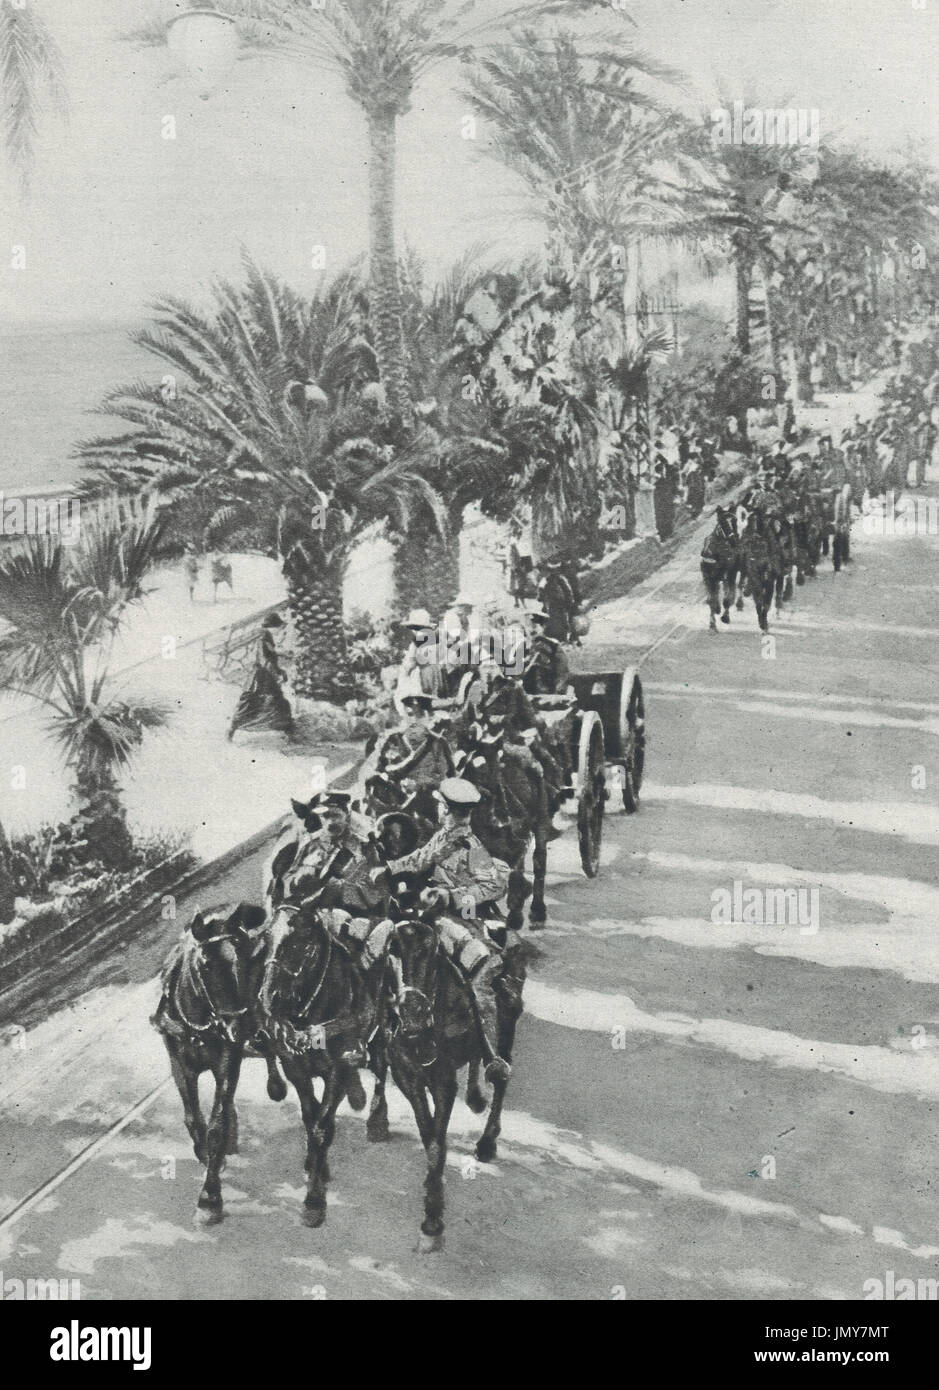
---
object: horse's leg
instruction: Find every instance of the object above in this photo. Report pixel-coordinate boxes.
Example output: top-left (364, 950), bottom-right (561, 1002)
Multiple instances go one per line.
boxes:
top-left (167, 1040), bottom-right (206, 1164)
top-left (302, 1061), bottom-right (344, 1229)
top-left (465, 1059), bottom-right (487, 1114)
top-left (265, 1055), bottom-right (287, 1103)
top-left (197, 1046), bottom-right (241, 1224)
top-left (418, 1069), bottom-right (458, 1254)
top-left (529, 831), bottom-right (547, 928)
top-left (281, 1059), bottom-right (326, 1227)
top-left (476, 1002), bottom-right (520, 1164)
top-left (506, 863), bottom-right (530, 932)
top-left (366, 1034), bottom-right (391, 1142)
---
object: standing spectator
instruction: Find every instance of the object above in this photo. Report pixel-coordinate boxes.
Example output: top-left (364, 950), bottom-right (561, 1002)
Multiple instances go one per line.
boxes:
top-left (184, 545), bottom-right (200, 603)
top-left (211, 553), bottom-right (234, 603)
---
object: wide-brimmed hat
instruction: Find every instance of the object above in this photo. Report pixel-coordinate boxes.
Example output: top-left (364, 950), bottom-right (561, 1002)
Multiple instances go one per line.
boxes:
top-left (452, 592), bottom-right (475, 608)
top-left (403, 608), bottom-right (434, 629)
top-left (401, 692), bottom-right (434, 711)
top-left (262, 612), bottom-right (286, 629)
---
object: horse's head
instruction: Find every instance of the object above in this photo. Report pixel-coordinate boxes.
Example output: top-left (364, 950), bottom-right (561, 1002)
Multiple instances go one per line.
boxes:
top-left (260, 898), bottom-right (330, 1020)
top-left (388, 916), bottom-right (444, 1065)
top-left (187, 902), bottom-right (266, 1022)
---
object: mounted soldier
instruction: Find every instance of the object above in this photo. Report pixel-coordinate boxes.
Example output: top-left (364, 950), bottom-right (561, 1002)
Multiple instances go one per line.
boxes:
top-left (464, 655), bottom-right (567, 824)
top-left (537, 556), bottom-right (581, 644)
top-left (367, 777), bottom-right (515, 1083)
top-left (521, 604), bottom-right (570, 696)
top-left (365, 692), bottom-right (455, 828)
top-left (265, 790), bottom-right (385, 919)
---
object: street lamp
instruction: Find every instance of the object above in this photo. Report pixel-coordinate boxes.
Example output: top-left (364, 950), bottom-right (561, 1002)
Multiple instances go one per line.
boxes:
top-left (166, 7), bottom-right (238, 100)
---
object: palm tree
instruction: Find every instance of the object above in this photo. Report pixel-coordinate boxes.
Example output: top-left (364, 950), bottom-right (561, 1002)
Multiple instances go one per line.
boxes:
top-left (464, 28), bottom-right (689, 298)
top-left (131, 0), bottom-right (586, 426)
top-left (0, 0), bottom-right (67, 193)
top-left (77, 257), bottom-right (443, 700)
top-left (0, 499), bottom-right (167, 869)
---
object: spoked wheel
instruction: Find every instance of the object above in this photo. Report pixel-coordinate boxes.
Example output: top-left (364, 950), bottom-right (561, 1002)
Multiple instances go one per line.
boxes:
top-left (576, 710), bottom-right (605, 878)
top-left (618, 670), bottom-right (646, 813)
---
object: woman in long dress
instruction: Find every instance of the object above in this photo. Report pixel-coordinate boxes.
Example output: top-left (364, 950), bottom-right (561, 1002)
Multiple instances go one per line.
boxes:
top-left (228, 612), bottom-right (294, 740)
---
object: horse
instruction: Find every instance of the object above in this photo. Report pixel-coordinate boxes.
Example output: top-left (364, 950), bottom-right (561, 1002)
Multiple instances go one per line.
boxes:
top-left (152, 902), bottom-right (287, 1225)
top-left (257, 897), bottom-right (371, 1228)
top-left (453, 717), bottom-right (550, 929)
top-left (700, 506), bottom-right (742, 631)
top-left (737, 511), bottom-right (778, 634)
top-left (380, 909), bottom-right (525, 1252)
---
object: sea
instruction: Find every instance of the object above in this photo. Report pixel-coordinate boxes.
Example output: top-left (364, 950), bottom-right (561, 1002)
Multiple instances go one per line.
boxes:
top-left (0, 321), bottom-right (151, 495)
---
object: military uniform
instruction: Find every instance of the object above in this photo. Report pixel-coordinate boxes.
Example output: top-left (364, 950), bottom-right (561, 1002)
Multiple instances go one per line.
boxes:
top-left (267, 822), bottom-right (383, 918)
top-left (386, 823), bottom-right (510, 916)
top-left (522, 632), bottom-right (570, 696)
top-left (374, 722), bottom-right (454, 789)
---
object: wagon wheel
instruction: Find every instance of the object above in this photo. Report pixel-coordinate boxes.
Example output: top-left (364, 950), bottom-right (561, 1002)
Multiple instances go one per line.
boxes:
top-left (618, 670), bottom-right (646, 814)
top-left (576, 710), bottom-right (605, 878)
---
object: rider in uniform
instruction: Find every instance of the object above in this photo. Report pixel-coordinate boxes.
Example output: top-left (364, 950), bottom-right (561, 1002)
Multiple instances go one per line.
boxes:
top-left (367, 692), bottom-right (454, 825)
top-left (367, 777), bottom-right (515, 1082)
top-left (466, 654), bottom-right (568, 822)
top-left (265, 790), bottom-right (383, 918)
top-left (521, 605), bottom-right (571, 696)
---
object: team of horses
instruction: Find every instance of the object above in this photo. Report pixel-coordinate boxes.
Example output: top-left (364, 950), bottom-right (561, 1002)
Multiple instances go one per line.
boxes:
top-left (153, 687), bottom-right (547, 1250)
top-left (702, 480), bottom-right (853, 634)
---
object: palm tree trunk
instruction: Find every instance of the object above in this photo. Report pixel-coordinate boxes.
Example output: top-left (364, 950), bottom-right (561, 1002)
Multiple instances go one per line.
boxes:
top-left (284, 554), bottom-right (350, 702)
top-left (70, 776), bottom-right (135, 871)
top-left (0, 817), bottom-right (15, 924)
top-left (735, 254), bottom-right (752, 356)
top-left (367, 108), bottom-right (411, 425)
top-left (392, 506), bottom-right (461, 617)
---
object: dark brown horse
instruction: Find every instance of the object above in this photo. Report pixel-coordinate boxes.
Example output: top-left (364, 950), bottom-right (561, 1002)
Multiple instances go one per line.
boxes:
top-left (455, 720), bottom-right (550, 929)
top-left (380, 911), bottom-right (525, 1252)
top-left (257, 899), bottom-right (371, 1228)
top-left (152, 902), bottom-right (287, 1225)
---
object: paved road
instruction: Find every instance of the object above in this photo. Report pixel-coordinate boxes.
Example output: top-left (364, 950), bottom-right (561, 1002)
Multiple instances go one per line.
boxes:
top-left (3, 482), bottom-right (939, 1301)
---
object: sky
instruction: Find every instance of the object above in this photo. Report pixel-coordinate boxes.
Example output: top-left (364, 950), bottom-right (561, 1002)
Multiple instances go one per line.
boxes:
top-left (0, 0), bottom-right (936, 327)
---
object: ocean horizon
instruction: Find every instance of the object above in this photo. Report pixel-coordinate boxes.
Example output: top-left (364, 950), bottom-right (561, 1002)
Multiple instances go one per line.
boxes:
top-left (0, 321), bottom-right (154, 495)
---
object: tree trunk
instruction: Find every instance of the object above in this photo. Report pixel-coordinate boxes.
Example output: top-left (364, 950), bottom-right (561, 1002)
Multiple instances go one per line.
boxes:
top-left (392, 506), bottom-right (460, 617)
top-left (367, 107), bottom-right (411, 426)
top-left (735, 254), bottom-right (752, 355)
top-left (0, 817), bottom-right (15, 924)
top-left (283, 551), bottom-right (350, 702)
top-left (70, 776), bottom-right (135, 871)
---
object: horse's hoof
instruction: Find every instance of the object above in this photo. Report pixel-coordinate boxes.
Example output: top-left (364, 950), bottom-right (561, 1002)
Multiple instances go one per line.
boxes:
top-left (367, 1122), bottom-right (390, 1143)
top-left (344, 1071), bottom-right (367, 1112)
top-left (466, 1088), bottom-right (488, 1115)
top-left (417, 1231), bottom-right (444, 1254)
top-left (267, 1076), bottom-right (287, 1103)
top-left (194, 1145), bottom-right (208, 1166)
top-left (302, 1203), bottom-right (326, 1229)
top-left (475, 1136), bottom-right (498, 1163)
top-left (196, 1201), bottom-right (224, 1226)
top-left (225, 1140), bottom-right (239, 1156)
top-left (720, 613), bottom-right (730, 624)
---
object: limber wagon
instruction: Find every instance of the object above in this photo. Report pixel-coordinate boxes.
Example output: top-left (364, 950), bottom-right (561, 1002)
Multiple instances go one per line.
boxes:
top-left (532, 666), bottom-right (646, 877)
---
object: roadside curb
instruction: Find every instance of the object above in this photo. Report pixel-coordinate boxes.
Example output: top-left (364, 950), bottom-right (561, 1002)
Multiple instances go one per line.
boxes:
top-left (0, 755), bottom-right (360, 1019)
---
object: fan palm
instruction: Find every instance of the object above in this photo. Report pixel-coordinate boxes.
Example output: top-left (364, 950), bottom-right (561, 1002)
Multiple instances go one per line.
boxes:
top-left (0, 0), bottom-right (67, 194)
top-left (76, 257), bottom-right (445, 699)
top-left (0, 499), bottom-right (167, 868)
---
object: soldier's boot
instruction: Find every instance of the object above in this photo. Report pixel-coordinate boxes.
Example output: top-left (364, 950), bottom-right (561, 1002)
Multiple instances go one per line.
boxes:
top-left (436, 919), bottom-right (511, 1083)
